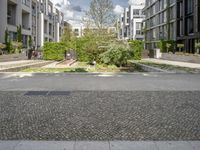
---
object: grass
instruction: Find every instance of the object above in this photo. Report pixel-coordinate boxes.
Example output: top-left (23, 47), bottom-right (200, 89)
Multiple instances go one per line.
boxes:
top-left (21, 62), bottom-right (144, 73)
top-left (22, 68), bottom-right (89, 73)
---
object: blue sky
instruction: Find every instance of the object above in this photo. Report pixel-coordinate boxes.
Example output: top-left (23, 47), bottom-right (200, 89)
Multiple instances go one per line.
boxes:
top-left (52, 0), bottom-right (144, 25)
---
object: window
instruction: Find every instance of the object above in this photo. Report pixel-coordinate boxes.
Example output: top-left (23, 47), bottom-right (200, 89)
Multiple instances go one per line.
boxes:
top-left (133, 9), bottom-right (140, 15)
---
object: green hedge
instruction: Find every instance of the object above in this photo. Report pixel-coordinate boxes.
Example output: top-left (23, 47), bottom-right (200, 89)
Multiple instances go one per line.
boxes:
top-left (129, 40), bottom-right (144, 60)
top-left (75, 38), bottom-right (92, 62)
top-left (157, 40), bottom-right (176, 53)
top-left (43, 42), bottom-right (67, 61)
top-left (74, 37), bottom-right (107, 62)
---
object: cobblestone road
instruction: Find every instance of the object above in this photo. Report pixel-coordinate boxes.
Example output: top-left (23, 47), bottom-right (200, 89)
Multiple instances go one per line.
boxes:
top-left (0, 91), bottom-right (199, 141)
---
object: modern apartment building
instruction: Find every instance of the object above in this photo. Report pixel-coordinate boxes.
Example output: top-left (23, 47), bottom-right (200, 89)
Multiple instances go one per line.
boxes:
top-left (176, 0), bottom-right (200, 53)
top-left (119, 3), bottom-right (145, 40)
top-left (143, 0), bottom-right (177, 50)
top-left (0, 0), bottom-right (64, 49)
top-left (72, 26), bottom-right (84, 38)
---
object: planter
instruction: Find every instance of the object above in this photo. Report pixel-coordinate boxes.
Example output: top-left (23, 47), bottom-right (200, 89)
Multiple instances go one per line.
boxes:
top-left (154, 48), bottom-right (162, 59)
top-left (196, 48), bottom-right (200, 54)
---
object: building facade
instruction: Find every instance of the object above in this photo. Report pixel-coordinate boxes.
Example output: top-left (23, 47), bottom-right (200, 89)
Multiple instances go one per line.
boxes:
top-left (119, 3), bottom-right (145, 41)
top-left (176, 0), bottom-right (200, 53)
top-left (0, 0), bottom-right (64, 49)
top-left (143, 0), bottom-right (200, 54)
top-left (143, 0), bottom-right (177, 50)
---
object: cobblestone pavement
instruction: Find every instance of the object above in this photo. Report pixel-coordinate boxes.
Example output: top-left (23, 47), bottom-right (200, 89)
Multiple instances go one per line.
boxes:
top-left (0, 91), bottom-right (200, 141)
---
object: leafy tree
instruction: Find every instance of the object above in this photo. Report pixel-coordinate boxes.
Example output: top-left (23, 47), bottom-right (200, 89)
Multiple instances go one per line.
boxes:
top-left (4, 29), bottom-right (13, 53)
top-left (87, 0), bottom-right (115, 30)
top-left (5, 29), bottom-right (8, 44)
top-left (28, 35), bottom-right (32, 48)
top-left (61, 23), bottom-right (73, 42)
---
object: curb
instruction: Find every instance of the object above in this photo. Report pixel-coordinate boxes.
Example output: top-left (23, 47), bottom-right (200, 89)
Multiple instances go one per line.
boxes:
top-left (133, 62), bottom-right (171, 73)
top-left (0, 141), bottom-right (199, 150)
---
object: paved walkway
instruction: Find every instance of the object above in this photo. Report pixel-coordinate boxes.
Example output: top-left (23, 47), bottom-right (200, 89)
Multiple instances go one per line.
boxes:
top-left (143, 58), bottom-right (200, 69)
top-left (0, 53), bottom-right (27, 62)
top-left (42, 60), bottom-right (76, 68)
top-left (0, 141), bottom-right (199, 150)
top-left (0, 60), bottom-right (51, 71)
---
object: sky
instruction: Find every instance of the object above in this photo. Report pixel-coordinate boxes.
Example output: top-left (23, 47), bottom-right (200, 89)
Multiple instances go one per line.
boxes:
top-left (51, 0), bottom-right (145, 26)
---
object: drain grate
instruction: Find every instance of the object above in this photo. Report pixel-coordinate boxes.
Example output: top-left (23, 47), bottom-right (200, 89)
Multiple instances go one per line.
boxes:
top-left (48, 91), bottom-right (71, 96)
top-left (24, 91), bottom-right (49, 96)
top-left (24, 91), bottom-right (71, 96)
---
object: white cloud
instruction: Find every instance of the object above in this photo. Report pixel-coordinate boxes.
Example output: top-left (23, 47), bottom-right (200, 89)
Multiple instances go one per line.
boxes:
top-left (51, 0), bottom-right (70, 6)
top-left (51, 0), bottom-right (83, 26)
top-left (128, 0), bottom-right (145, 5)
top-left (114, 5), bottom-right (124, 15)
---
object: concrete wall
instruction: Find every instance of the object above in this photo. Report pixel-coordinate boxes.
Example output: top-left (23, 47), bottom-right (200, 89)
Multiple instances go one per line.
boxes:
top-left (0, 0), bottom-right (8, 43)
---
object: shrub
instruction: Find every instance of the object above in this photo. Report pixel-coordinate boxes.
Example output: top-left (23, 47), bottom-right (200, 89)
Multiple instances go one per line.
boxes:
top-left (75, 38), bottom-right (93, 62)
top-left (195, 42), bottom-right (200, 48)
top-left (0, 43), bottom-right (6, 49)
top-left (43, 42), bottom-right (68, 61)
top-left (6, 40), bottom-right (13, 54)
top-left (158, 40), bottom-right (176, 53)
top-left (100, 43), bottom-right (131, 67)
top-left (129, 40), bottom-right (144, 60)
top-left (74, 36), bottom-right (108, 63)
top-left (12, 42), bottom-right (23, 53)
top-left (28, 35), bottom-right (32, 48)
top-left (17, 25), bottom-right (22, 42)
top-left (177, 44), bottom-right (184, 48)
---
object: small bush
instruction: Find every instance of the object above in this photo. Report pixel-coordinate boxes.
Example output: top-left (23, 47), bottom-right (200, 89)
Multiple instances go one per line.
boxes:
top-left (12, 42), bottom-right (23, 53)
top-left (195, 42), bottom-right (200, 48)
top-left (6, 40), bottom-right (14, 54)
top-left (129, 40), bottom-right (144, 60)
top-left (100, 43), bottom-right (131, 67)
top-left (158, 40), bottom-right (176, 53)
top-left (43, 42), bottom-right (68, 61)
top-left (0, 43), bottom-right (6, 49)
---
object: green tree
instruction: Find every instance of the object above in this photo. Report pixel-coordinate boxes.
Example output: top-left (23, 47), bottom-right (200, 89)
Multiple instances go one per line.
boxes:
top-left (28, 35), bottom-right (32, 48)
top-left (4, 29), bottom-right (13, 53)
top-left (17, 25), bottom-right (22, 42)
top-left (5, 29), bottom-right (8, 44)
top-left (61, 24), bottom-right (73, 42)
top-left (87, 0), bottom-right (115, 30)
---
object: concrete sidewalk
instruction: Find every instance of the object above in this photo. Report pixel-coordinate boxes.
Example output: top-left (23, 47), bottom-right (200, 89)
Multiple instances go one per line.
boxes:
top-left (143, 58), bottom-right (200, 69)
top-left (0, 141), bottom-right (199, 150)
top-left (0, 60), bottom-right (52, 72)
